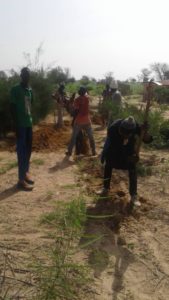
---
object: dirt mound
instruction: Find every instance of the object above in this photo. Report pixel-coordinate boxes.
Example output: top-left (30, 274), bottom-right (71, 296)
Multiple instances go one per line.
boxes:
top-left (92, 113), bottom-right (103, 125)
top-left (0, 120), bottom-right (91, 153)
top-left (32, 123), bottom-right (71, 152)
top-left (0, 122), bottom-right (71, 152)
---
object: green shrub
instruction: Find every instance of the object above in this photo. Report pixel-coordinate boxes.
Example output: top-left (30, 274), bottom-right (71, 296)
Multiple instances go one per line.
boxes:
top-left (0, 69), bottom-right (54, 133)
top-left (154, 86), bottom-right (169, 103)
top-left (31, 71), bottom-right (53, 124)
top-left (100, 99), bottom-right (169, 149)
top-left (118, 81), bottom-right (131, 96)
top-left (0, 74), bottom-right (19, 136)
top-left (129, 82), bottom-right (144, 95)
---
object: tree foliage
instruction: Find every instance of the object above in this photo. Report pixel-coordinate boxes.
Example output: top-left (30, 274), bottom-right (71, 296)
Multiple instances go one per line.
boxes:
top-left (150, 63), bottom-right (169, 80)
top-left (140, 68), bottom-right (152, 82)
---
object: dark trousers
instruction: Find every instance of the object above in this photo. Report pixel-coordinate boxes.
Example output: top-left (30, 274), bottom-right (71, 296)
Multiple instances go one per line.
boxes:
top-left (103, 160), bottom-right (137, 196)
top-left (68, 124), bottom-right (95, 155)
top-left (16, 127), bottom-right (32, 181)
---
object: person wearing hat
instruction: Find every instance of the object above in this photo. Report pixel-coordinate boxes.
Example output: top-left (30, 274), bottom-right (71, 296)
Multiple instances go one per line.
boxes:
top-left (66, 86), bottom-right (96, 157)
top-left (100, 116), bottom-right (152, 207)
top-left (10, 67), bottom-right (34, 191)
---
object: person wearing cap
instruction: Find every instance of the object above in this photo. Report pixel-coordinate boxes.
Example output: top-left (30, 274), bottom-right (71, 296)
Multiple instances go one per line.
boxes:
top-left (100, 116), bottom-right (152, 207)
top-left (10, 67), bottom-right (34, 191)
top-left (66, 86), bottom-right (96, 157)
top-left (52, 83), bottom-right (67, 128)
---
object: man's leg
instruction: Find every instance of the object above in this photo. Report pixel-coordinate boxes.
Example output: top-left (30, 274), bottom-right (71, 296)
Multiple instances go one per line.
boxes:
top-left (67, 124), bottom-right (81, 156)
top-left (97, 159), bottom-right (113, 196)
top-left (75, 130), bottom-right (83, 155)
top-left (26, 127), bottom-right (32, 172)
top-left (16, 128), bottom-right (32, 190)
top-left (16, 128), bottom-right (27, 182)
top-left (103, 159), bottom-right (113, 190)
top-left (128, 166), bottom-right (140, 206)
top-left (25, 127), bottom-right (34, 184)
top-left (84, 125), bottom-right (96, 155)
top-left (128, 167), bottom-right (137, 196)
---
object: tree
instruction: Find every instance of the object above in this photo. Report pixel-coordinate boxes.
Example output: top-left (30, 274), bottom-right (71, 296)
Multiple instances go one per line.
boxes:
top-left (163, 70), bottom-right (169, 79)
top-left (150, 63), bottom-right (169, 80)
top-left (140, 68), bottom-right (152, 82)
top-left (104, 72), bottom-right (114, 85)
top-left (47, 67), bottom-right (71, 84)
top-left (127, 77), bottom-right (137, 83)
top-left (80, 75), bottom-right (90, 85)
top-left (0, 71), bottom-right (7, 79)
top-left (23, 42), bottom-right (44, 71)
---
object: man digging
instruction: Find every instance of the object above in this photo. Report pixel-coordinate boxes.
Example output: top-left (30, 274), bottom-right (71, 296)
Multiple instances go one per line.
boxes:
top-left (99, 116), bottom-right (152, 207)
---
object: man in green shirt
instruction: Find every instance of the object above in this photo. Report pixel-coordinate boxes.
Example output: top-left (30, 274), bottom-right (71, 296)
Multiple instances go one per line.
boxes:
top-left (10, 67), bottom-right (34, 191)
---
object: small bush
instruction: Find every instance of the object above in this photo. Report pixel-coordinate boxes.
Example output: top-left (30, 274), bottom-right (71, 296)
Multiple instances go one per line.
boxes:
top-left (32, 158), bottom-right (45, 166)
top-left (118, 81), bottom-right (131, 96)
top-left (99, 99), bottom-right (169, 149)
top-left (129, 82), bottom-right (143, 95)
top-left (0, 161), bottom-right (17, 175)
top-left (154, 86), bottom-right (169, 103)
top-left (31, 71), bottom-right (53, 124)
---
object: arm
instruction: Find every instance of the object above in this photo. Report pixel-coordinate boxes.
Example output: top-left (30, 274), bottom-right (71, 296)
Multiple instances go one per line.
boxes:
top-left (100, 124), bottom-right (115, 164)
top-left (101, 136), bottom-right (111, 164)
top-left (137, 122), bottom-right (153, 144)
top-left (72, 98), bottom-right (80, 117)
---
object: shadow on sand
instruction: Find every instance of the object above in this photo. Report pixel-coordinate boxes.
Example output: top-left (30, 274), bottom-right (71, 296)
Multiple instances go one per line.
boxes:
top-left (0, 184), bottom-right (19, 201)
top-left (48, 156), bottom-right (76, 173)
top-left (79, 194), bottom-right (136, 299)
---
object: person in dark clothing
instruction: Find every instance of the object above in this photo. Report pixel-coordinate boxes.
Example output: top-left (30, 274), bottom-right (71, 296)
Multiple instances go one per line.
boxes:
top-left (10, 67), bottom-right (34, 191)
top-left (100, 116), bottom-right (152, 207)
top-left (102, 84), bottom-right (112, 101)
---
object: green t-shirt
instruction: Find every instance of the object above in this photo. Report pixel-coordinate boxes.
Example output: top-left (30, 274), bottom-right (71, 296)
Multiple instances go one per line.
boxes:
top-left (10, 84), bottom-right (33, 127)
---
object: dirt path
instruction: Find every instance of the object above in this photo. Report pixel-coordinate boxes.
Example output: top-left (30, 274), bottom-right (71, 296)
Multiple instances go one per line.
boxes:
top-left (0, 124), bottom-right (169, 299)
top-left (0, 150), bottom-right (80, 246)
top-left (78, 138), bottom-right (169, 300)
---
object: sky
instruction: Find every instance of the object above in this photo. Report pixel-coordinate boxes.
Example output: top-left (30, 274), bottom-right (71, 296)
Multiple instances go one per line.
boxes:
top-left (0, 0), bottom-right (169, 80)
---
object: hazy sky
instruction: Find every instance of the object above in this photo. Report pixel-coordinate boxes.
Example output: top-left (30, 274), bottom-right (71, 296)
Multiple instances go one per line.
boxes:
top-left (0, 0), bottom-right (169, 80)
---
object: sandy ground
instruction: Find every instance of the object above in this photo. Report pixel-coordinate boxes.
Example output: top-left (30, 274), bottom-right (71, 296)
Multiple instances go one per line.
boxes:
top-left (0, 122), bottom-right (169, 299)
top-left (79, 130), bottom-right (169, 300)
top-left (0, 148), bottom-right (81, 298)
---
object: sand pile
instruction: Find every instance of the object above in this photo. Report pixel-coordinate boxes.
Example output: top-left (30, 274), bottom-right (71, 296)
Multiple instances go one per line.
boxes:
top-left (0, 122), bottom-right (71, 152)
top-left (91, 113), bottom-right (103, 125)
top-left (32, 123), bottom-right (71, 152)
top-left (0, 113), bottom-right (101, 152)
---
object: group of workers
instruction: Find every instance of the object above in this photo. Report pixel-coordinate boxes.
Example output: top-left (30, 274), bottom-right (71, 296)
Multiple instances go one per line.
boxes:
top-left (10, 67), bottom-right (152, 208)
